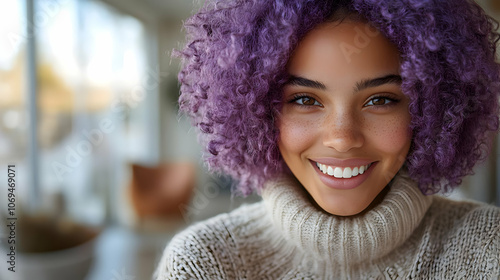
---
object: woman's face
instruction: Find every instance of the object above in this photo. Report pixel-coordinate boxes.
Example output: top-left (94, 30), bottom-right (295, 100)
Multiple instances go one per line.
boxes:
top-left (278, 21), bottom-right (412, 216)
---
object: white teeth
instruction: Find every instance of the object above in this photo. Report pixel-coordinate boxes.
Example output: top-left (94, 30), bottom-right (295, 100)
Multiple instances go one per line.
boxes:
top-left (343, 167), bottom-right (352, 178)
top-left (327, 166), bottom-right (334, 176)
top-left (333, 167), bottom-right (343, 178)
top-left (352, 167), bottom-right (359, 176)
top-left (316, 162), bottom-right (372, 179)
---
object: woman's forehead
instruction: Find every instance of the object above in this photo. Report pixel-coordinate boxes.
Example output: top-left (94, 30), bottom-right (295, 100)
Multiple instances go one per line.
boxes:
top-left (287, 21), bottom-right (401, 90)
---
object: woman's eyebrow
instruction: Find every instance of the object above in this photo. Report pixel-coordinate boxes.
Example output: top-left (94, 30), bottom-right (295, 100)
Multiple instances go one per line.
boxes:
top-left (354, 74), bottom-right (402, 92)
top-left (286, 75), bottom-right (327, 90)
top-left (285, 74), bottom-right (402, 92)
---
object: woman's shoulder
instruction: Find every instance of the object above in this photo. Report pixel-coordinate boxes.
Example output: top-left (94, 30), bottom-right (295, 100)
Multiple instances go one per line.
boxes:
top-left (420, 196), bottom-right (499, 277)
top-left (426, 196), bottom-right (499, 246)
top-left (154, 201), bottom-right (268, 280)
top-left (429, 196), bottom-right (500, 231)
top-left (169, 201), bottom-right (268, 249)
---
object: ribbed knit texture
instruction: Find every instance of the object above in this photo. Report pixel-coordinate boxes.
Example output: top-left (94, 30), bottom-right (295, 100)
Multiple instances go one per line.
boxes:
top-left (155, 172), bottom-right (500, 279)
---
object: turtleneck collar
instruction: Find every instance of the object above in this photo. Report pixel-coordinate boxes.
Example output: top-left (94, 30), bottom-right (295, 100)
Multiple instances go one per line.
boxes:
top-left (261, 171), bottom-right (433, 266)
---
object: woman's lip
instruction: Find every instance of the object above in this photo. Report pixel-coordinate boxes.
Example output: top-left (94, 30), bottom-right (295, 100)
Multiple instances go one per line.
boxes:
top-left (310, 157), bottom-right (375, 167)
top-left (311, 160), bottom-right (378, 190)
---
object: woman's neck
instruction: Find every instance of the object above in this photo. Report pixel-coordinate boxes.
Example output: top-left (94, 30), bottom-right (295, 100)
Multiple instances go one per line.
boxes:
top-left (262, 171), bottom-right (433, 266)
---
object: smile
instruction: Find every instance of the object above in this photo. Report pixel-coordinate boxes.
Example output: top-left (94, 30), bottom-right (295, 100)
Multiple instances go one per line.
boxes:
top-left (315, 162), bottom-right (372, 179)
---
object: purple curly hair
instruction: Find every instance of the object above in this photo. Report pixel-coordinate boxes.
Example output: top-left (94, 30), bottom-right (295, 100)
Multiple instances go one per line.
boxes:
top-left (176, 0), bottom-right (500, 195)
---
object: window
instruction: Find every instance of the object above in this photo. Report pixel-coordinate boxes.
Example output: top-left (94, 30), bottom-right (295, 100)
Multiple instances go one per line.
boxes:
top-left (0, 0), bottom-right (160, 225)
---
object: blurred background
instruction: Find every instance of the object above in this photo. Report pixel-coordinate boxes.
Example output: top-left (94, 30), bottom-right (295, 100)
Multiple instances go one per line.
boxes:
top-left (0, 0), bottom-right (498, 279)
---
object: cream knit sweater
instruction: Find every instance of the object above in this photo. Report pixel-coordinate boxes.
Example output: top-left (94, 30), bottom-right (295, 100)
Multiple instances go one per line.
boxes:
top-left (155, 173), bottom-right (500, 279)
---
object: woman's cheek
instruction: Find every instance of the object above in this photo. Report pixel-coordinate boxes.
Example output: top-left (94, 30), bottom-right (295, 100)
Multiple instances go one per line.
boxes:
top-left (368, 114), bottom-right (412, 156)
top-left (278, 115), bottom-right (318, 156)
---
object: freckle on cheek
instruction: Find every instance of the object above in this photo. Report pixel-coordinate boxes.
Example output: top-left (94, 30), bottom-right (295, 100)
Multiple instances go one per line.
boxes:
top-left (280, 119), bottom-right (316, 150)
top-left (387, 124), bottom-right (411, 150)
top-left (369, 119), bottom-right (411, 152)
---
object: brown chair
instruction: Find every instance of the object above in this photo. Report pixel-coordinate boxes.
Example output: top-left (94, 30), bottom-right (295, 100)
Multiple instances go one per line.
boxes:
top-left (128, 162), bottom-right (196, 221)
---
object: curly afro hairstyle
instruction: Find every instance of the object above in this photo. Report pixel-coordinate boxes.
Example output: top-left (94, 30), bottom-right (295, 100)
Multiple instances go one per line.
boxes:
top-left (176, 0), bottom-right (500, 195)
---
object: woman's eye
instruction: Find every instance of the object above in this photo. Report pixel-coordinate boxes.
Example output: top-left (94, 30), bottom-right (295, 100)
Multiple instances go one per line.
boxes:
top-left (293, 96), bottom-right (322, 106)
top-left (365, 97), bottom-right (396, 106)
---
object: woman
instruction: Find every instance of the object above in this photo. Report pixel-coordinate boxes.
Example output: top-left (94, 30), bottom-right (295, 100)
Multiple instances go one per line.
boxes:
top-left (156, 0), bottom-right (500, 278)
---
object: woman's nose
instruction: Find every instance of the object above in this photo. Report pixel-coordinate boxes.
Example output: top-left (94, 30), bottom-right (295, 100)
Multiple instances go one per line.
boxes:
top-left (322, 110), bottom-right (364, 153)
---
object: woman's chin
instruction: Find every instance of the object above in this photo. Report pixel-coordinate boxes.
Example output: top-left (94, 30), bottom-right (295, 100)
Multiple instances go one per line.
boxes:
top-left (311, 185), bottom-right (390, 217)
